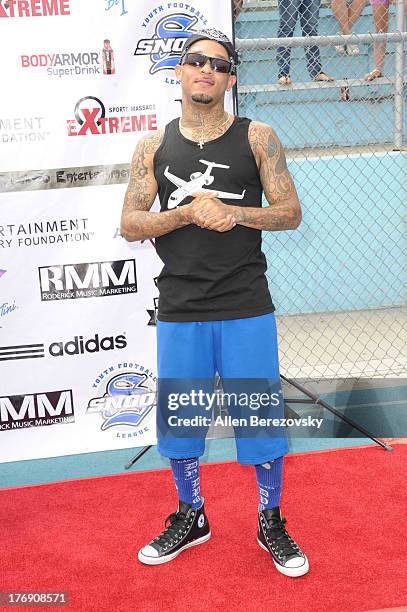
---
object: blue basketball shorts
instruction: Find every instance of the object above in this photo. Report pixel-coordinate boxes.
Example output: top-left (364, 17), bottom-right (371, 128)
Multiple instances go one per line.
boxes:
top-left (156, 312), bottom-right (289, 465)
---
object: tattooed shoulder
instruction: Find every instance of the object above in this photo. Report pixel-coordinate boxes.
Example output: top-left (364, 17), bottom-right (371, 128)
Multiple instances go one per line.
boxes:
top-left (249, 121), bottom-right (293, 203)
top-left (123, 129), bottom-right (164, 213)
top-left (248, 121), bottom-right (280, 166)
top-left (143, 128), bottom-right (165, 154)
top-left (129, 129), bottom-right (164, 180)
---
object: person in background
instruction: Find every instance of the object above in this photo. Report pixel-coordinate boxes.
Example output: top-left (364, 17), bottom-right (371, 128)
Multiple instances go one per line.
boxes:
top-left (364, 0), bottom-right (406, 80)
top-left (332, 0), bottom-right (367, 55)
top-left (276, 0), bottom-right (335, 84)
top-left (234, 0), bottom-right (244, 18)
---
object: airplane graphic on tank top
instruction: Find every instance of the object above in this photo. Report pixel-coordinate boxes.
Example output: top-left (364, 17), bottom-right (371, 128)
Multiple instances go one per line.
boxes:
top-left (164, 159), bottom-right (246, 209)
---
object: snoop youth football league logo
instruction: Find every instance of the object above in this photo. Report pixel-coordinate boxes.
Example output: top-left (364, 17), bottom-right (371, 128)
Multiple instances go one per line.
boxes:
top-left (87, 364), bottom-right (156, 439)
top-left (134, 4), bottom-right (209, 79)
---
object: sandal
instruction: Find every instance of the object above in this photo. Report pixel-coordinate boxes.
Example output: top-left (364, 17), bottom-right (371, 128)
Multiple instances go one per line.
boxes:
top-left (314, 72), bottom-right (335, 82)
top-left (277, 75), bottom-right (292, 85)
top-left (346, 43), bottom-right (360, 55)
top-left (364, 68), bottom-right (383, 81)
top-left (335, 33), bottom-right (346, 55)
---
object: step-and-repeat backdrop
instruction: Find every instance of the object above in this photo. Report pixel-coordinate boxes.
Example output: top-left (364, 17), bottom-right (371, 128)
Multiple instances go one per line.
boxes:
top-left (0, 0), bottom-right (234, 463)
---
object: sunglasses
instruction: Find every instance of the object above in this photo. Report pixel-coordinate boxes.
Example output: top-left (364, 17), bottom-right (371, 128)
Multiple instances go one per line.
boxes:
top-left (181, 52), bottom-right (234, 74)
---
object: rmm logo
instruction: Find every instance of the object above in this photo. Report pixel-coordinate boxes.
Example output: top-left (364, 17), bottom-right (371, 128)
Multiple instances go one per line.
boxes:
top-left (38, 259), bottom-right (137, 300)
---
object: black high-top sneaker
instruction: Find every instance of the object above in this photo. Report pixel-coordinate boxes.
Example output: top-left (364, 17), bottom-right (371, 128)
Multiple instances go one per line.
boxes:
top-left (257, 506), bottom-right (309, 577)
top-left (138, 498), bottom-right (210, 565)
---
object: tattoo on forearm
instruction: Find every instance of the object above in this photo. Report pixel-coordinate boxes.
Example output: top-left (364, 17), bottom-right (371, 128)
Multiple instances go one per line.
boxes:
top-left (235, 203), bottom-right (296, 230)
top-left (122, 206), bottom-right (188, 241)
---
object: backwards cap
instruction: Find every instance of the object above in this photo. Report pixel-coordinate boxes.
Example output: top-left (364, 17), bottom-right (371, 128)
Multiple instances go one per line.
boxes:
top-left (181, 28), bottom-right (239, 66)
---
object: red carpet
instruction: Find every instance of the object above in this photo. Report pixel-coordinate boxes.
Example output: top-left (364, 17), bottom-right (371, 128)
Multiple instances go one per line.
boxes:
top-left (1, 444), bottom-right (407, 612)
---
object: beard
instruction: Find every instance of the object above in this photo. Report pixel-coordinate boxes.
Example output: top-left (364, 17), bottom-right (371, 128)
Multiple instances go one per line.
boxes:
top-left (191, 93), bottom-right (213, 104)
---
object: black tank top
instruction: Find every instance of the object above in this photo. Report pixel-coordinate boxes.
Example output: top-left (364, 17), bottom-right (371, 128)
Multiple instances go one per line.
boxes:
top-left (154, 116), bottom-right (275, 322)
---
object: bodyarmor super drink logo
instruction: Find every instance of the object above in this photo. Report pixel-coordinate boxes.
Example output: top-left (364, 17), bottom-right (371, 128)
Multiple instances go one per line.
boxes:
top-left (134, 4), bottom-right (209, 81)
top-left (20, 41), bottom-right (115, 79)
top-left (66, 96), bottom-right (157, 136)
top-left (0, 0), bottom-right (70, 18)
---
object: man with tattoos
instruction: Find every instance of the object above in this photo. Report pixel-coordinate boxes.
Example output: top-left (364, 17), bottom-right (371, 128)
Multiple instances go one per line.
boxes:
top-left (121, 29), bottom-right (308, 576)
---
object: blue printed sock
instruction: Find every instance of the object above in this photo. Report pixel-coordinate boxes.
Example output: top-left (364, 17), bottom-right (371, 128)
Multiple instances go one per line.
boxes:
top-left (255, 456), bottom-right (284, 510)
top-left (170, 458), bottom-right (202, 509)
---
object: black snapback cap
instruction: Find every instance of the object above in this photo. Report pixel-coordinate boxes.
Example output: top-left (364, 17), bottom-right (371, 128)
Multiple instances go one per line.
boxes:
top-left (181, 28), bottom-right (239, 65)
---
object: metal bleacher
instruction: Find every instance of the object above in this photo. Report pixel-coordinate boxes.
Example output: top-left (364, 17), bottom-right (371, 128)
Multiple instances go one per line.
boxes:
top-left (235, 0), bottom-right (407, 150)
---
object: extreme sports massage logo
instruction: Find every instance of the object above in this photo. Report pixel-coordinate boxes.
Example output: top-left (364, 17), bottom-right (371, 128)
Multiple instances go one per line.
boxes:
top-left (87, 363), bottom-right (156, 440)
top-left (66, 96), bottom-right (157, 136)
top-left (0, 0), bottom-right (71, 18)
top-left (134, 3), bottom-right (209, 84)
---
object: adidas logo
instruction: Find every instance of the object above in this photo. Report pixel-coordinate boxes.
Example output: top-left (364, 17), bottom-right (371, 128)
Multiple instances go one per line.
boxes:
top-left (49, 333), bottom-right (127, 356)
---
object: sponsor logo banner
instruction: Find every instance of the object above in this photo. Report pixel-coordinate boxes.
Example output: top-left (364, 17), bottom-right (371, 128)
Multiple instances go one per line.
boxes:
top-left (38, 259), bottom-right (137, 300)
top-left (0, 389), bottom-right (74, 431)
top-left (0, 116), bottom-right (50, 144)
top-left (147, 277), bottom-right (159, 326)
top-left (88, 362), bottom-right (156, 439)
top-left (147, 298), bottom-right (158, 326)
top-left (0, 218), bottom-right (93, 248)
top-left (20, 40), bottom-right (116, 79)
top-left (0, 269), bottom-right (18, 328)
top-left (0, 342), bottom-right (44, 361)
top-left (0, 332), bottom-right (127, 362)
top-left (134, 3), bottom-right (209, 84)
top-left (0, 0), bottom-right (232, 462)
top-left (49, 333), bottom-right (127, 357)
top-left (0, 165), bottom-right (130, 193)
top-left (67, 97), bottom-right (157, 137)
top-left (0, 0), bottom-right (71, 18)
top-left (0, 301), bottom-right (17, 321)
top-left (105, 0), bottom-right (127, 16)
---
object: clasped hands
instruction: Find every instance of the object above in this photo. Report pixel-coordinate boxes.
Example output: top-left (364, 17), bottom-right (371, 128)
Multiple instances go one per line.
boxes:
top-left (185, 191), bottom-right (238, 233)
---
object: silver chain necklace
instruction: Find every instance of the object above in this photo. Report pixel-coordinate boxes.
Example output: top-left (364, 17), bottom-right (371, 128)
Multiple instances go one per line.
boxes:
top-left (179, 112), bottom-right (231, 149)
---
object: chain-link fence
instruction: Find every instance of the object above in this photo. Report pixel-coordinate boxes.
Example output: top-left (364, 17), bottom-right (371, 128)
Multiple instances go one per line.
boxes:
top-left (234, 0), bottom-right (407, 382)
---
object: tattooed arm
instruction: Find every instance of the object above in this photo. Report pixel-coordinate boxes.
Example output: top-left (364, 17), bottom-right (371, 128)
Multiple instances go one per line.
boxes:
top-left (236, 121), bottom-right (301, 230)
top-left (194, 121), bottom-right (301, 232)
top-left (120, 130), bottom-right (190, 241)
